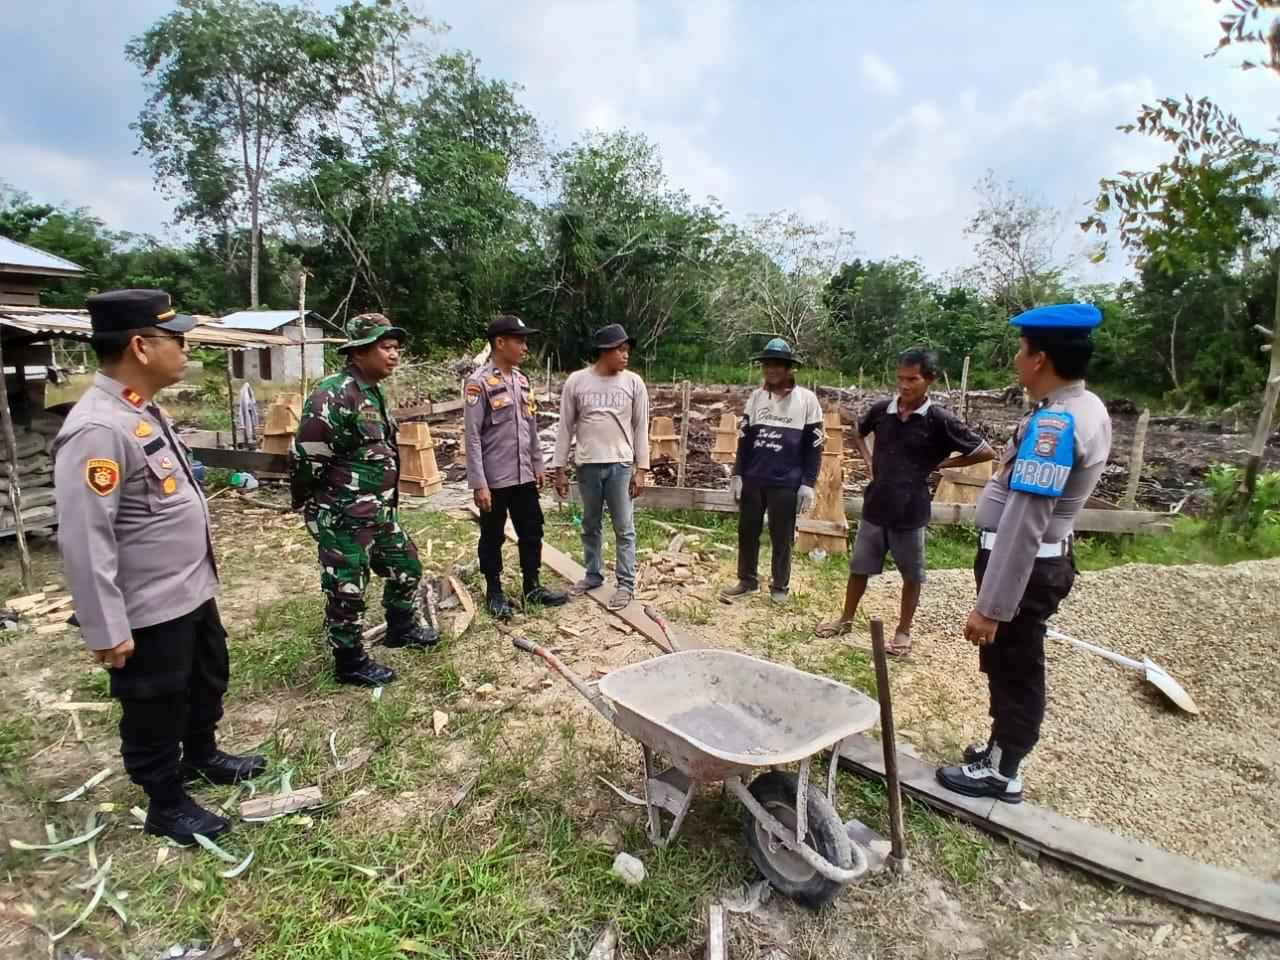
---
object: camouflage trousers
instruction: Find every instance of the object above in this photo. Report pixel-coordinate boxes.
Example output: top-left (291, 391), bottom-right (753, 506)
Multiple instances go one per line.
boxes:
top-left (305, 508), bottom-right (422, 650)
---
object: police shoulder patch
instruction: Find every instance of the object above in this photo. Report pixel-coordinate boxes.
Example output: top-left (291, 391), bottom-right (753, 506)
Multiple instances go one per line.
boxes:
top-left (1009, 409), bottom-right (1075, 497)
top-left (86, 458), bottom-right (121, 496)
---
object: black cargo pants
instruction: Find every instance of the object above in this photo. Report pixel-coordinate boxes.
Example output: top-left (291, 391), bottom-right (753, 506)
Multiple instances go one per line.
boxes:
top-left (108, 599), bottom-right (229, 804)
top-left (477, 482), bottom-right (545, 595)
top-left (974, 549), bottom-right (1076, 766)
top-left (737, 481), bottom-right (799, 592)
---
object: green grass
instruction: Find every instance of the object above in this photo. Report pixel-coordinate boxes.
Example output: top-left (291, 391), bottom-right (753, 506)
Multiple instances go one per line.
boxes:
top-left (230, 596), bottom-right (327, 693)
top-left (0, 714), bottom-right (42, 769)
top-left (905, 517), bottom-right (1280, 574)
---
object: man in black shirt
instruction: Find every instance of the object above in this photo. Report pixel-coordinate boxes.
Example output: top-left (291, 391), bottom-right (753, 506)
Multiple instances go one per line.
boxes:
top-left (815, 348), bottom-right (993, 654)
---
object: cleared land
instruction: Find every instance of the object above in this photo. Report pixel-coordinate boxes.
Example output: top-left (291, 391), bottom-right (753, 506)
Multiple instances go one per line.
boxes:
top-left (1, 489), bottom-right (1278, 958)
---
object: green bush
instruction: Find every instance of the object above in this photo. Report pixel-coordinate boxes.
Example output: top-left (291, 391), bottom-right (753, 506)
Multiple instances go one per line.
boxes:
top-left (1204, 462), bottom-right (1280, 546)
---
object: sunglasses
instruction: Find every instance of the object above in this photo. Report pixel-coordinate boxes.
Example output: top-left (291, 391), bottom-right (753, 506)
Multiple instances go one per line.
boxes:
top-left (138, 332), bottom-right (187, 348)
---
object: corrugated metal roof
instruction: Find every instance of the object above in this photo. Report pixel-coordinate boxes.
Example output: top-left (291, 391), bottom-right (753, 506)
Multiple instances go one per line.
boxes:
top-left (0, 307), bottom-right (291, 350)
top-left (0, 236), bottom-right (85, 276)
top-left (219, 310), bottom-right (319, 331)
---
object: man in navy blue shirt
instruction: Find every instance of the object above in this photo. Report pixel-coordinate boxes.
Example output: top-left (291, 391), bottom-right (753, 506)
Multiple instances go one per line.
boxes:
top-left (816, 347), bottom-right (992, 653)
top-left (722, 339), bottom-right (824, 604)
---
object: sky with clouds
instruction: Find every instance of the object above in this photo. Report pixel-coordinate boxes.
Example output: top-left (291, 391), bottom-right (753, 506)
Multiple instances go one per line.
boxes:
top-left (1, 0), bottom-right (1275, 284)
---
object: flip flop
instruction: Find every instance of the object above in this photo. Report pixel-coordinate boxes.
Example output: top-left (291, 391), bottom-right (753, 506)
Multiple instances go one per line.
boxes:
top-left (814, 620), bottom-right (853, 639)
top-left (888, 631), bottom-right (913, 657)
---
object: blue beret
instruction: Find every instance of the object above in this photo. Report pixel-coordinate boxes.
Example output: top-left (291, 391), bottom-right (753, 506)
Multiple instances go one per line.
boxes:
top-left (1011, 303), bottom-right (1102, 333)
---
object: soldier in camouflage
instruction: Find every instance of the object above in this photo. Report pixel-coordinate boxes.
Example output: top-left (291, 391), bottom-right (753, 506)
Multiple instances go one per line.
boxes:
top-left (291, 313), bottom-right (438, 687)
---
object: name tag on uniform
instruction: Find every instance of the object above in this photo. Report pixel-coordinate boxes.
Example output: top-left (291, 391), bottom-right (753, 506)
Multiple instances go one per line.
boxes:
top-left (1009, 410), bottom-right (1074, 497)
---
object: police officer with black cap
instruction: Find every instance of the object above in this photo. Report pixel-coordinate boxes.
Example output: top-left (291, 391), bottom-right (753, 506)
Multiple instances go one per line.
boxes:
top-left (936, 304), bottom-right (1112, 804)
top-left (464, 314), bottom-right (569, 620)
top-left (52, 289), bottom-right (266, 847)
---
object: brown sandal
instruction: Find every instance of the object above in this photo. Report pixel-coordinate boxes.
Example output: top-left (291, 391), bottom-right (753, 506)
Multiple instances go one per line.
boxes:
top-left (814, 619), bottom-right (853, 639)
top-left (887, 631), bottom-right (913, 656)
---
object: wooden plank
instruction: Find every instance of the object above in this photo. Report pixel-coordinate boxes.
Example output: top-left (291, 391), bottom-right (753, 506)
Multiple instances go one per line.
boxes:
top-left (394, 399), bottom-right (465, 421)
top-left (836, 735), bottom-right (1280, 933)
top-left (189, 447), bottom-right (289, 474)
top-left (706, 904), bottom-right (726, 960)
top-left (467, 504), bottom-right (671, 652)
top-left (553, 485), bottom-right (1170, 535)
top-left (1123, 408), bottom-right (1151, 510)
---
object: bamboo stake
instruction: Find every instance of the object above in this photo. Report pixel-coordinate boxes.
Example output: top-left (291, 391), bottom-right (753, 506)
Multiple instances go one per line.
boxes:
top-left (298, 269), bottom-right (309, 396)
top-left (1238, 253), bottom-right (1280, 511)
top-left (0, 337), bottom-right (34, 590)
top-left (677, 379), bottom-right (691, 488)
top-left (225, 355), bottom-right (238, 450)
top-left (959, 355), bottom-right (970, 420)
top-left (1123, 408), bottom-right (1150, 511)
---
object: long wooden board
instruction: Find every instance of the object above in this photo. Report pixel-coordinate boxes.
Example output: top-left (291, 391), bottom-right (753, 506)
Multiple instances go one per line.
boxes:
top-left (188, 447), bottom-right (289, 474)
top-left (837, 735), bottom-right (1280, 933)
top-left (394, 399), bottom-right (465, 421)
top-left (465, 504), bottom-right (672, 652)
top-left (553, 485), bottom-right (1171, 535)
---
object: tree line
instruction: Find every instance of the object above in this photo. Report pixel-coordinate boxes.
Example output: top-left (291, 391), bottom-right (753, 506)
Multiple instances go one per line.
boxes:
top-left (3, 0), bottom-right (1278, 413)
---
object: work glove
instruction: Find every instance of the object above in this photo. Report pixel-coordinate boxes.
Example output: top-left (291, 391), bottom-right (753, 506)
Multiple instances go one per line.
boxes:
top-left (728, 475), bottom-right (743, 503)
top-left (797, 484), bottom-right (815, 514)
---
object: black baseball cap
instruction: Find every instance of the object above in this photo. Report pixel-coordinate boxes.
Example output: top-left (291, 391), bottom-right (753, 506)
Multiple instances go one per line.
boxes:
top-left (86, 289), bottom-right (197, 335)
top-left (487, 314), bottom-right (539, 339)
top-left (593, 323), bottom-right (636, 353)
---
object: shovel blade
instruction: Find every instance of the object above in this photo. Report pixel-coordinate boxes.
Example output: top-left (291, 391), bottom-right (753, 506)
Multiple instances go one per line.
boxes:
top-left (1142, 657), bottom-right (1200, 715)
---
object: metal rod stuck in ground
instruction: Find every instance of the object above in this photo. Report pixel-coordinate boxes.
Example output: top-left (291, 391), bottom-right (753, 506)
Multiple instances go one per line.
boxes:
top-left (871, 618), bottom-right (909, 873)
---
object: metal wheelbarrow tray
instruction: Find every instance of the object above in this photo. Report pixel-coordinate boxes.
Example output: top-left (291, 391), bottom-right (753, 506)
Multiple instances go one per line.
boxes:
top-left (514, 639), bottom-right (881, 905)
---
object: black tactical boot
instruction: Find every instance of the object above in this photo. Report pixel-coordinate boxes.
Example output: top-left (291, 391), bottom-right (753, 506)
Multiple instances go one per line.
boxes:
top-left (145, 791), bottom-right (231, 847)
top-left (382, 613), bottom-right (440, 649)
top-left (334, 649), bottom-right (396, 687)
top-left (486, 591), bottom-right (515, 622)
top-left (523, 583), bottom-right (568, 607)
top-left (181, 749), bottom-right (268, 785)
top-left (936, 744), bottom-right (1024, 804)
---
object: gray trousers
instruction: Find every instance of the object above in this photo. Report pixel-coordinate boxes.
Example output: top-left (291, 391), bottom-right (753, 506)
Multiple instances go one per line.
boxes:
top-left (578, 462), bottom-right (637, 589)
top-left (737, 481), bottom-right (798, 591)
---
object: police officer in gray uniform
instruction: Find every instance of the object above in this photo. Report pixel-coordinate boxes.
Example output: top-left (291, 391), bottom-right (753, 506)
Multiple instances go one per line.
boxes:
top-left (52, 289), bottom-right (265, 846)
top-left (464, 314), bottom-right (568, 620)
top-left (936, 304), bottom-right (1112, 803)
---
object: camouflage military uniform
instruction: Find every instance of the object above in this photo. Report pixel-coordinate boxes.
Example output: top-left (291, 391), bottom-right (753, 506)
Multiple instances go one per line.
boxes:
top-left (292, 362), bottom-right (422, 650)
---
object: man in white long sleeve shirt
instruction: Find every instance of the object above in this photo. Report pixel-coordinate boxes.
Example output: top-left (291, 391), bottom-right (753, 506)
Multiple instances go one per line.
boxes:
top-left (552, 324), bottom-right (650, 610)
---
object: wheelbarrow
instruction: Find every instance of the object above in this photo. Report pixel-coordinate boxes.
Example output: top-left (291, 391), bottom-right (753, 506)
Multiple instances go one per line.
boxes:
top-left (512, 637), bottom-right (881, 905)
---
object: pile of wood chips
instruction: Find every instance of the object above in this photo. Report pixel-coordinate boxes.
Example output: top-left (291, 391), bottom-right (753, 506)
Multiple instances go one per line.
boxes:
top-left (2, 588), bottom-right (74, 635)
top-left (633, 533), bottom-right (720, 603)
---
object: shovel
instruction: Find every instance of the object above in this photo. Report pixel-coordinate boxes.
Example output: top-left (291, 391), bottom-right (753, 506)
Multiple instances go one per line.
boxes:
top-left (1047, 628), bottom-right (1199, 715)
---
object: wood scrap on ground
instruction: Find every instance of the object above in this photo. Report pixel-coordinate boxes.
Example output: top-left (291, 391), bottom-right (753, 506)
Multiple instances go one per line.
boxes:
top-left (240, 787), bottom-right (324, 820)
top-left (429, 774), bottom-right (479, 826)
top-left (465, 504), bottom-right (673, 652)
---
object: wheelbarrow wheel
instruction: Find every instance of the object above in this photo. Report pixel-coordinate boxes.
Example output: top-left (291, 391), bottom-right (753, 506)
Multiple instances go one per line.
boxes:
top-left (741, 770), bottom-right (852, 907)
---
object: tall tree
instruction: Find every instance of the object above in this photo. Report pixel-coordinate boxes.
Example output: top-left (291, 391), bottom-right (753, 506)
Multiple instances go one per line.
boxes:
top-left (965, 171), bottom-right (1073, 314)
top-left (127, 0), bottom-right (331, 307)
top-left (1085, 0), bottom-right (1280, 505)
top-left (712, 212), bottom-right (855, 362)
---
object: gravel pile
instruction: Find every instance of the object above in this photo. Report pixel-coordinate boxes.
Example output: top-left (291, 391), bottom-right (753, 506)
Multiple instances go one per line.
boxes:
top-left (852, 557), bottom-right (1280, 881)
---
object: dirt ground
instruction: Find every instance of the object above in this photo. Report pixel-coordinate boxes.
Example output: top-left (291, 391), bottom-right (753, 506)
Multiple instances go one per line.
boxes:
top-left (431, 379), bottom-right (1280, 513)
top-left (2, 488), bottom-right (1279, 958)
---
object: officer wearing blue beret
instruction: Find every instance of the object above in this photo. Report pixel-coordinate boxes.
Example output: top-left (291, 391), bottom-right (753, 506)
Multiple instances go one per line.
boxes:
top-left (936, 304), bottom-right (1113, 803)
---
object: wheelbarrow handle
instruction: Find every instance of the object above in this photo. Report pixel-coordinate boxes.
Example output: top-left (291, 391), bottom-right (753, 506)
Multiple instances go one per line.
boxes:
top-left (512, 635), bottom-right (538, 654)
top-left (510, 635), bottom-right (617, 725)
